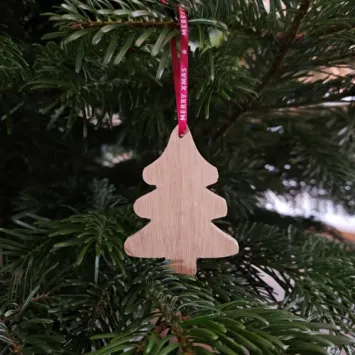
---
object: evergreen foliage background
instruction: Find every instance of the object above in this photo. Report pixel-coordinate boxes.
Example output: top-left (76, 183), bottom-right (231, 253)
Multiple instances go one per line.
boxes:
top-left (0, 0), bottom-right (355, 354)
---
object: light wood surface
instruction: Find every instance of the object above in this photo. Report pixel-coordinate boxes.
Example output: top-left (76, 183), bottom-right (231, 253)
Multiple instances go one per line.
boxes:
top-left (124, 126), bottom-right (239, 274)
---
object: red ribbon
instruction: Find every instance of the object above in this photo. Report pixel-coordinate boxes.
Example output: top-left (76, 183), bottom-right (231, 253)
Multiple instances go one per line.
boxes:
top-left (161, 2), bottom-right (189, 137)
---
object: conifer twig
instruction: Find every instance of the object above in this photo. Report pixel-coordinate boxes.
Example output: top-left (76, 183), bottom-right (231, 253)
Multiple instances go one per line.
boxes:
top-left (9, 336), bottom-right (22, 355)
top-left (213, 0), bottom-right (312, 139)
top-left (32, 293), bottom-right (51, 302)
top-left (70, 18), bottom-right (355, 40)
top-left (71, 20), bottom-right (177, 29)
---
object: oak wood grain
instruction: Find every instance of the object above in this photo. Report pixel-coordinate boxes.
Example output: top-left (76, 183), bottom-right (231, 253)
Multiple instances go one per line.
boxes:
top-left (124, 126), bottom-right (239, 274)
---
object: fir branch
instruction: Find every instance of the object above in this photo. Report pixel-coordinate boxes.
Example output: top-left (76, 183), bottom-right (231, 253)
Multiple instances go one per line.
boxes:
top-left (2, 1), bottom-right (355, 353)
top-left (88, 281), bottom-right (111, 330)
top-left (9, 336), bottom-right (22, 355)
top-left (319, 23), bottom-right (355, 38)
top-left (32, 293), bottom-right (51, 302)
top-left (71, 20), bottom-right (177, 29)
top-left (215, 0), bottom-right (312, 139)
top-left (59, 11), bottom-right (355, 41)
top-left (249, 90), bottom-right (355, 113)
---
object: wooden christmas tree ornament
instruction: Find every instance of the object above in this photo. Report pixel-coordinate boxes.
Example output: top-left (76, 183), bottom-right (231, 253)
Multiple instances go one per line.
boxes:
top-left (124, 126), bottom-right (239, 275)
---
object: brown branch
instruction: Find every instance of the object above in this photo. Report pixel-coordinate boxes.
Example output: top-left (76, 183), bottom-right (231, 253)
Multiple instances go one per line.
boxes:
top-left (0, 88), bottom-right (12, 94)
top-left (71, 19), bottom-right (304, 41)
top-left (249, 98), bottom-right (352, 115)
top-left (213, 0), bottom-right (312, 139)
top-left (9, 336), bottom-right (22, 355)
top-left (70, 18), bottom-right (355, 41)
top-left (248, 102), bottom-right (346, 115)
top-left (87, 283), bottom-right (110, 330)
top-left (320, 23), bottom-right (355, 37)
top-left (248, 23), bottom-right (355, 42)
top-left (72, 20), bottom-right (177, 29)
top-left (32, 292), bottom-right (51, 302)
top-left (248, 88), bottom-right (355, 114)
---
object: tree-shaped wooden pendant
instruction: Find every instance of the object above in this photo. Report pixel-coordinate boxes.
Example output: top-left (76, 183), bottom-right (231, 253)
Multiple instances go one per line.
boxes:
top-left (124, 126), bottom-right (239, 274)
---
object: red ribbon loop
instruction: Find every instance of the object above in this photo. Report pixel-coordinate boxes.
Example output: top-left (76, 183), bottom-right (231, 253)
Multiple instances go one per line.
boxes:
top-left (161, 2), bottom-right (189, 137)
